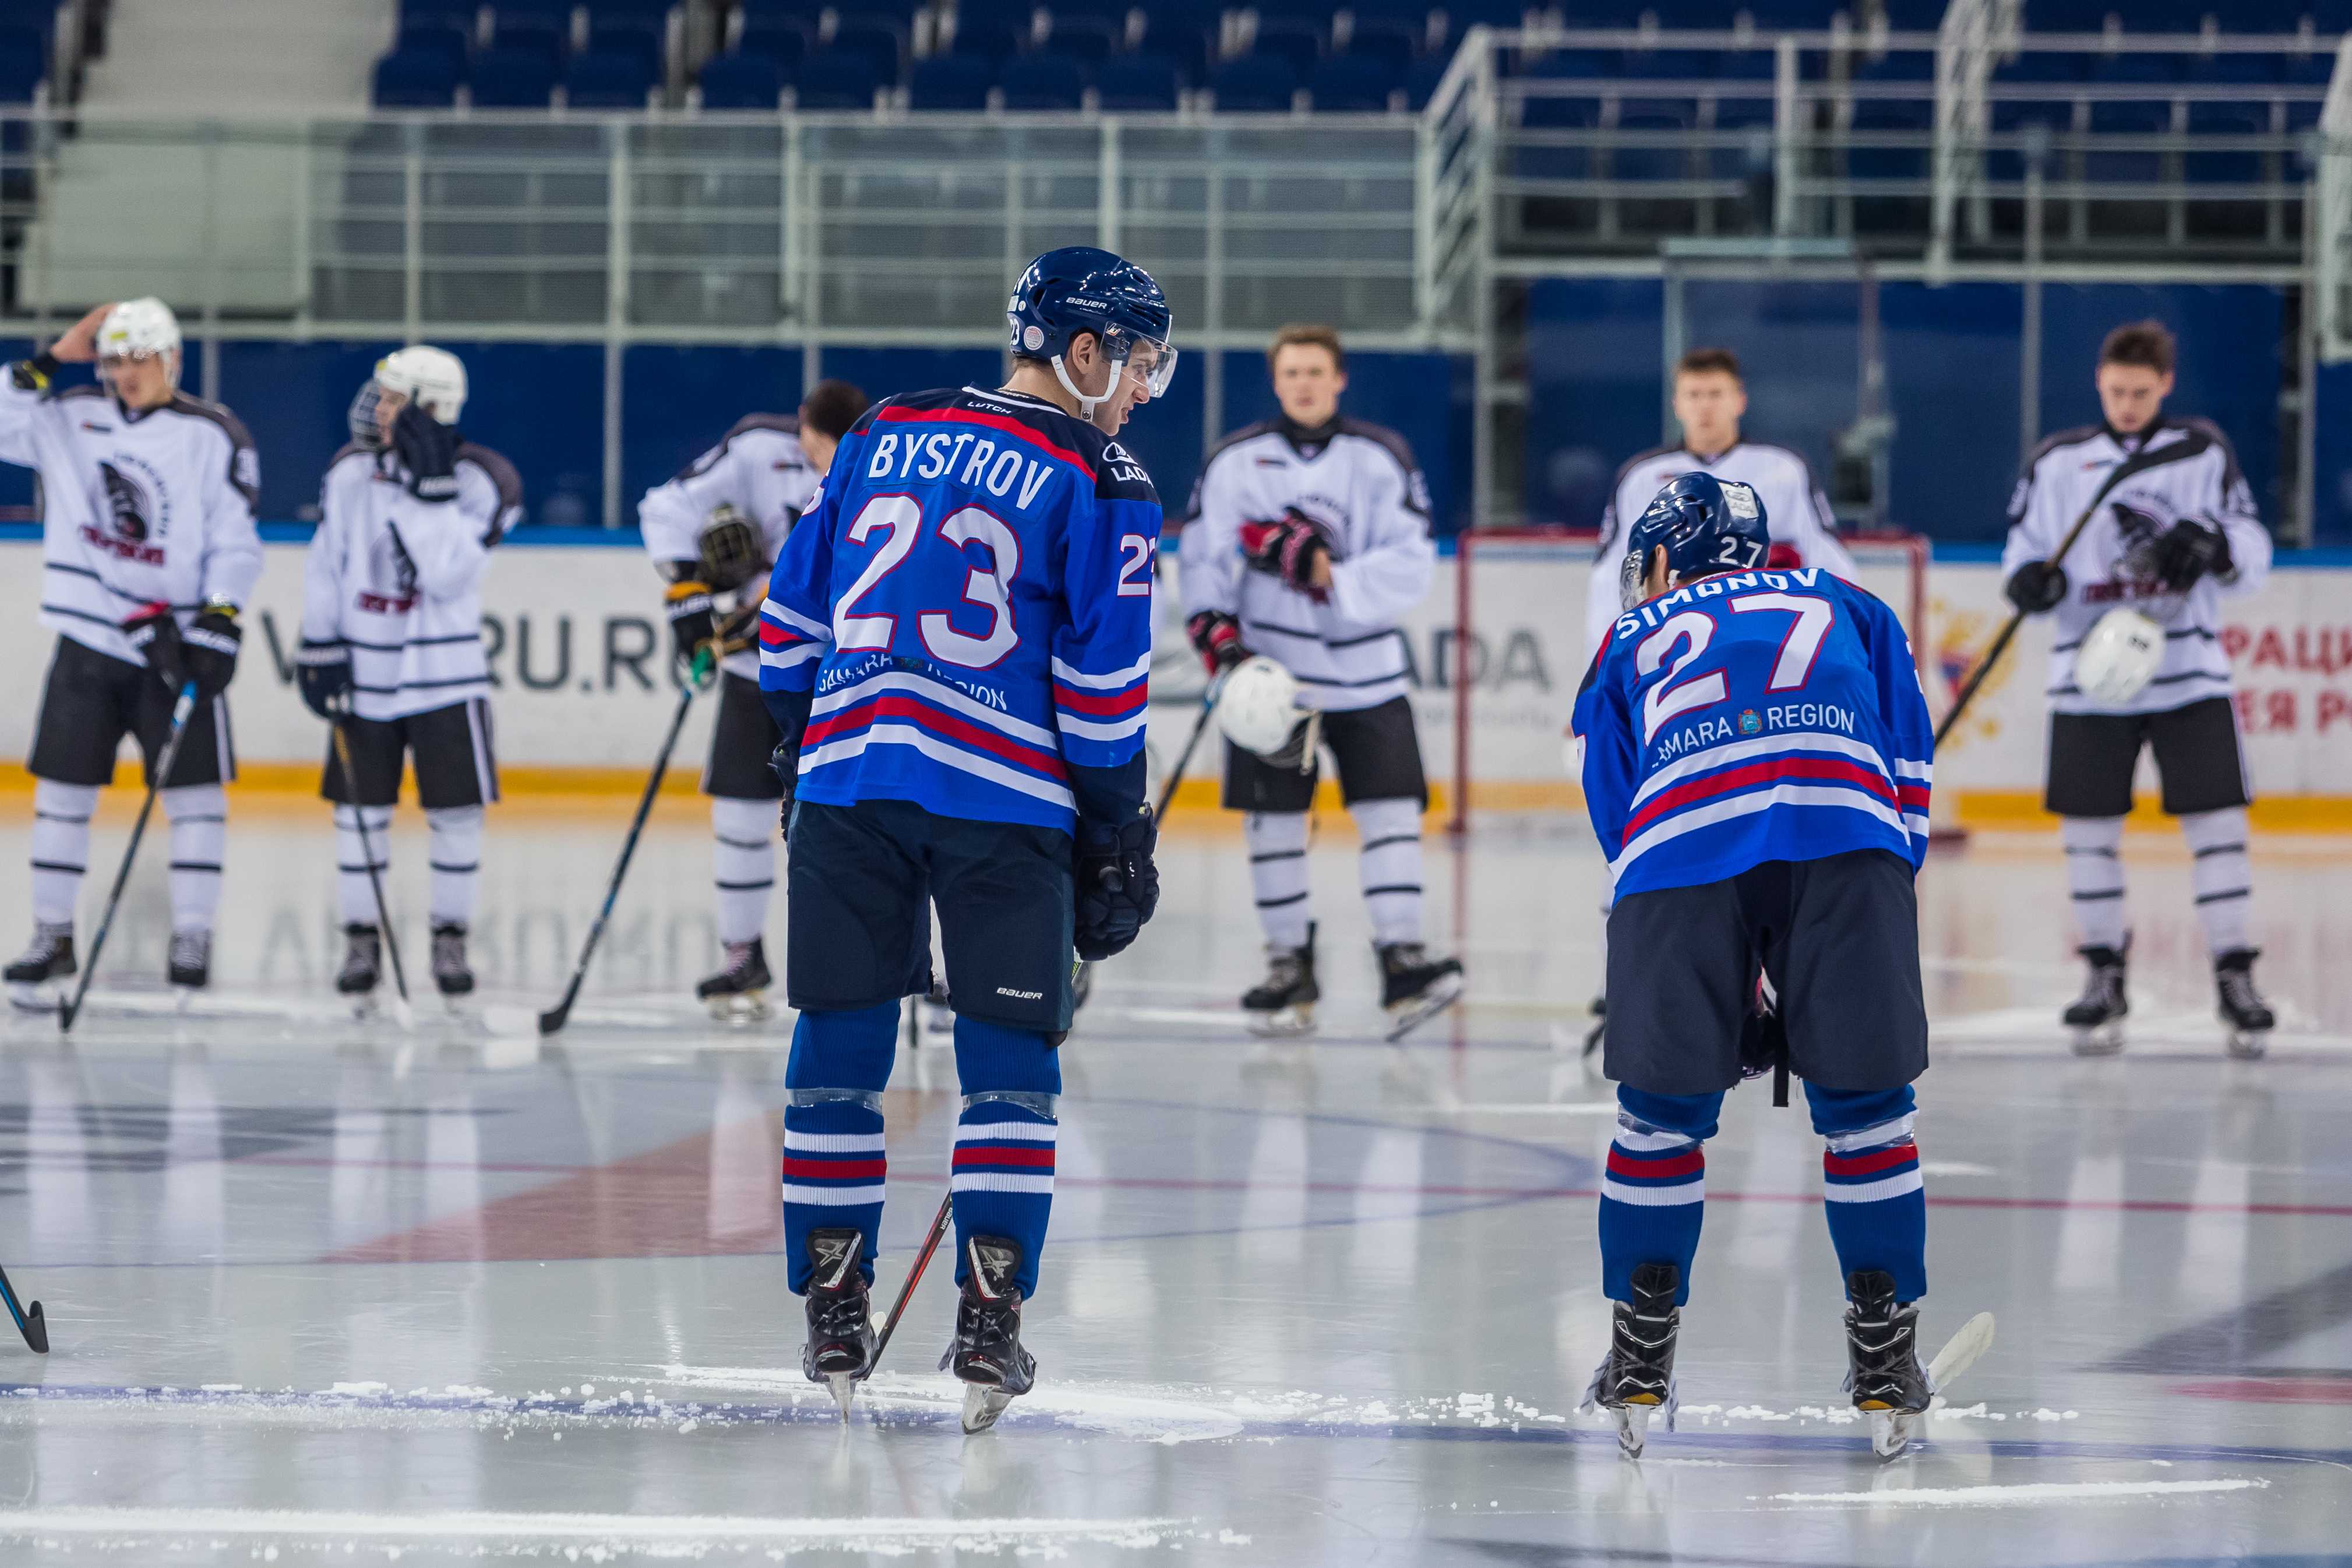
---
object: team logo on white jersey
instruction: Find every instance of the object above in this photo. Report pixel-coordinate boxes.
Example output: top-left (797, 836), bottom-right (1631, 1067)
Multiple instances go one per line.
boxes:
top-left (80, 454), bottom-right (172, 564)
top-left (357, 527), bottom-right (421, 615)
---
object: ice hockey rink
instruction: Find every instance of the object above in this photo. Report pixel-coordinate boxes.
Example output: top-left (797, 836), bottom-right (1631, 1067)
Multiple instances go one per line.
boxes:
top-left (0, 795), bottom-right (2344, 1566)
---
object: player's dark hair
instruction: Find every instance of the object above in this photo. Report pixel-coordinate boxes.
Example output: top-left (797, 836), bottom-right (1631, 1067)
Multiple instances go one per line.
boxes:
top-left (1267, 323), bottom-right (1345, 374)
top-left (800, 378), bottom-right (870, 440)
top-left (1675, 347), bottom-right (1742, 382)
top-left (2099, 320), bottom-right (2176, 377)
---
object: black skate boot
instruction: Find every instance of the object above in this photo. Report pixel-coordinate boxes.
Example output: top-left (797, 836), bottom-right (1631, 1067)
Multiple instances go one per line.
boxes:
top-left (695, 937), bottom-right (771, 1022)
top-left (1242, 922), bottom-right (1318, 1037)
top-left (943, 1235), bottom-right (1036, 1433)
top-left (1844, 1269), bottom-right (1933, 1460)
top-left (1580, 1261), bottom-right (1680, 1458)
top-left (1377, 941), bottom-right (1464, 1042)
top-left (337, 923), bottom-right (382, 1013)
top-left (802, 1227), bottom-right (876, 1418)
top-left (2215, 948), bottom-right (2275, 1061)
top-left (167, 930), bottom-right (211, 992)
top-left (431, 922), bottom-right (474, 1000)
top-left (6, 923), bottom-right (75, 1013)
top-left (2062, 942), bottom-right (2128, 1057)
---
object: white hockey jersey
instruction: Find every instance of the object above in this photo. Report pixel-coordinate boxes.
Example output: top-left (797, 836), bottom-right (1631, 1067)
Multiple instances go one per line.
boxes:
top-left (1581, 441), bottom-right (1859, 664)
top-left (638, 414), bottom-right (821, 681)
top-left (1178, 415), bottom-right (1436, 713)
top-left (0, 377), bottom-right (263, 665)
top-left (300, 442), bottom-right (523, 722)
top-left (1999, 418), bottom-right (2270, 717)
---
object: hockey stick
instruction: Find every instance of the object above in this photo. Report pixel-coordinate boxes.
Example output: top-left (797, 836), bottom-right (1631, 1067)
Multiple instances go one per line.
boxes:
top-left (1934, 430), bottom-right (2213, 749)
top-left (1068, 684), bottom-right (1222, 1005)
top-left (59, 681), bottom-right (200, 1034)
top-left (332, 722), bottom-right (415, 1030)
top-left (535, 663), bottom-right (706, 1036)
top-left (0, 1262), bottom-right (47, 1354)
top-left (869, 1191), bottom-right (952, 1373)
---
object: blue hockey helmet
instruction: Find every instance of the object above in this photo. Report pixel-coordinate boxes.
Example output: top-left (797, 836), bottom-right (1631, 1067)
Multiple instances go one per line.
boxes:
top-left (1619, 471), bottom-right (1771, 610)
top-left (1007, 245), bottom-right (1177, 415)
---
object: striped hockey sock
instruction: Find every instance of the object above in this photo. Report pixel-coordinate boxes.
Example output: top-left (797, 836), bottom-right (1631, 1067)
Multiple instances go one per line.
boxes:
top-left (779, 1000), bottom-right (899, 1294)
top-left (1810, 1085), bottom-right (1927, 1302)
top-left (1596, 1089), bottom-right (1719, 1306)
top-left (948, 1014), bottom-right (1063, 1301)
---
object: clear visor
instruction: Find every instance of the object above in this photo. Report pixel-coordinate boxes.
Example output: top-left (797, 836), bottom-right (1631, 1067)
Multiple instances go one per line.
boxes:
top-left (1105, 325), bottom-right (1178, 399)
top-left (1617, 548), bottom-right (1649, 613)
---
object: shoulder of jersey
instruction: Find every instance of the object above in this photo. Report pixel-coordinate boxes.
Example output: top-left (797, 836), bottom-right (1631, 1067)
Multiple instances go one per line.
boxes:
top-left (1739, 442), bottom-right (1817, 482)
top-left (326, 442), bottom-right (379, 477)
top-left (55, 384), bottom-right (106, 408)
top-left (165, 392), bottom-right (256, 450)
top-left (2022, 423), bottom-right (2106, 473)
top-left (1610, 443), bottom-right (1684, 494)
top-left (1199, 417), bottom-right (1283, 475)
top-left (721, 411), bottom-right (806, 460)
top-left (457, 440), bottom-right (525, 511)
top-left (884, 386), bottom-right (1157, 503)
top-left (2166, 414), bottom-right (2240, 460)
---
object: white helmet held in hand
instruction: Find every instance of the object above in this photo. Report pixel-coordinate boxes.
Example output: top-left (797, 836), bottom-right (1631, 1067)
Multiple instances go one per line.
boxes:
top-left (351, 344), bottom-right (467, 446)
top-left (1216, 655), bottom-right (1306, 757)
top-left (97, 297), bottom-right (182, 379)
top-left (2075, 607), bottom-right (2166, 705)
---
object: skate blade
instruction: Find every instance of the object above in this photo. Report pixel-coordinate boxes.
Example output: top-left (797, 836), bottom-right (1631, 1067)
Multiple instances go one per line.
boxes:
top-left (704, 991), bottom-right (771, 1024)
top-left (1247, 1004), bottom-right (1315, 1039)
top-left (824, 1372), bottom-right (857, 1421)
top-left (2070, 1025), bottom-right (2123, 1058)
top-left (960, 1382), bottom-right (1014, 1435)
top-left (344, 991), bottom-right (380, 1021)
top-left (1868, 1407), bottom-right (1921, 1460)
top-left (9, 982), bottom-right (61, 1015)
top-left (2226, 1030), bottom-right (2269, 1062)
top-left (1383, 974), bottom-right (1465, 1044)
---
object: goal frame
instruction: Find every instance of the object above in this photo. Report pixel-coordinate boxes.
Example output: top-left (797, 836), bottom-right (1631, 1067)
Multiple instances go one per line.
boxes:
top-left (1447, 527), bottom-right (1931, 835)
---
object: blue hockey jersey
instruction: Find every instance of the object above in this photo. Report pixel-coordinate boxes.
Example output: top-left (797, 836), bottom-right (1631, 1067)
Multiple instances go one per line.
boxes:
top-left (758, 385), bottom-right (1162, 833)
top-left (1571, 566), bottom-right (1934, 898)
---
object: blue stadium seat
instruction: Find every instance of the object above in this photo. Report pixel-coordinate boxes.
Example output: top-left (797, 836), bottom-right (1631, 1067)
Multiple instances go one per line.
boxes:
top-left (1404, 52), bottom-right (1456, 110)
top-left (398, 20), bottom-right (472, 76)
top-left (908, 51), bottom-right (995, 108)
top-left (946, 1), bottom-right (1028, 61)
top-left (2016, 0), bottom-right (2122, 26)
top-left (1739, 0), bottom-right (1850, 22)
top-left (1135, 1), bottom-right (1212, 84)
top-left (831, 20), bottom-right (904, 86)
top-left (565, 46), bottom-right (654, 105)
top-left (2184, 100), bottom-right (2267, 184)
top-left (1515, 91), bottom-right (1596, 181)
top-left (1211, 52), bottom-right (1299, 111)
top-left (469, 43), bottom-right (558, 105)
top-left (401, 0), bottom-right (480, 29)
top-left (1048, 0), bottom-right (1130, 59)
top-left (794, 46), bottom-right (881, 108)
top-left (1309, 52), bottom-right (1398, 111)
top-left (1987, 97), bottom-right (2071, 178)
top-left (1713, 48), bottom-right (1777, 83)
top-left (1847, 97), bottom-right (1932, 182)
top-left (2083, 98), bottom-right (2168, 182)
top-left (1855, 48), bottom-right (1935, 83)
top-left (586, 13), bottom-right (662, 75)
top-left (1994, 51), bottom-right (2087, 83)
top-left (1249, 12), bottom-right (1327, 81)
top-left (2092, 51), bottom-right (2183, 85)
top-left (1620, 47), bottom-right (1715, 80)
top-left (1517, 48), bottom-right (1619, 82)
top-left (374, 46), bottom-right (459, 106)
top-left (488, 10), bottom-right (566, 67)
top-left (699, 48), bottom-right (782, 108)
top-left (2286, 97), bottom-right (2322, 135)
top-left (736, 12), bottom-right (808, 67)
top-left (1096, 50), bottom-right (1182, 110)
top-left (999, 50), bottom-right (1087, 110)
top-left (2282, 50), bottom-right (2335, 86)
top-left (1613, 103), bottom-right (1695, 182)
top-left (2184, 51), bottom-right (2285, 87)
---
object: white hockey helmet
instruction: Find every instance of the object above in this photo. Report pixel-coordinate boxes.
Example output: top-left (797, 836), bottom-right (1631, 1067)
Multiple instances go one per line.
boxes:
top-left (351, 344), bottom-right (467, 446)
top-left (2074, 606), bottom-right (2166, 706)
top-left (1216, 655), bottom-right (1307, 757)
top-left (97, 297), bottom-right (182, 379)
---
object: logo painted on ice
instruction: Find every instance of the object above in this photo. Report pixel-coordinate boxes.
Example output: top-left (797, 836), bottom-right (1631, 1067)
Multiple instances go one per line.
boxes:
top-left (1738, 709), bottom-right (1762, 735)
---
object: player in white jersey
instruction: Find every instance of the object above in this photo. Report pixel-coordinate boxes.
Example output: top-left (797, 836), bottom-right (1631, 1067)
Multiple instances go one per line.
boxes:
top-left (297, 347), bottom-right (523, 1005)
top-left (638, 377), bottom-right (869, 1018)
top-left (1180, 324), bottom-right (1462, 1037)
top-left (2, 299), bottom-right (262, 1007)
top-left (1999, 321), bottom-right (2276, 1056)
top-left (1575, 346), bottom-right (1861, 1055)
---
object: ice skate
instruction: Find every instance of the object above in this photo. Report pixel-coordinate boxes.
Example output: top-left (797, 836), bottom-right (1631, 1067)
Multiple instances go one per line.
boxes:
top-left (6, 924), bottom-right (75, 1013)
top-left (943, 1235), bottom-right (1036, 1434)
top-left (337, 924), bottom-right (383, 1016)
top-left (919, 981), bottom-right (955, 1040)
top-left (695, 937), bottom-right (771, 1022)
top-left (1378, 941), bottom-right (1464, 1043)
top-left (431, 922), bottom-right (475, 1001)
top-left (1243, 923), bottom-right (1318, 1037)
top-left (2063, 943), bottom-right (2128, 1057)
top-left (1843, 1270), bottom-right (1932, 1459)
top-left (167, 930), bottom-right (211, 994)
top-left (1579, 1261), bottom-right (1680, 1458)
top-left (2215, 948), bottom-right (2273, 1061)
top-left (801, 1228), bottom-right (876, 1419)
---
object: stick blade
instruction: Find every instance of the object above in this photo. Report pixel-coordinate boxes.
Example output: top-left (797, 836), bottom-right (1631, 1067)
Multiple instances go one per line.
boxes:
top-left (20, 1301), bottom-right (45, 1355)
top-left (1927, 1311), bottom-right (1995, 1396)
top-left (536, 1003), bottom-right (571, 1037)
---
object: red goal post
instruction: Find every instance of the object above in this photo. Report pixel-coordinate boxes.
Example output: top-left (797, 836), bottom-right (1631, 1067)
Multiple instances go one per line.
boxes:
top-left (1447, 527), bottom-right (1931, 835)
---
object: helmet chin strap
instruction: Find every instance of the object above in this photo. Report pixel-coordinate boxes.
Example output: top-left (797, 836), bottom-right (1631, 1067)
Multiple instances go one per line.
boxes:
top-left (1050, 351), bottom-right (1123, 416)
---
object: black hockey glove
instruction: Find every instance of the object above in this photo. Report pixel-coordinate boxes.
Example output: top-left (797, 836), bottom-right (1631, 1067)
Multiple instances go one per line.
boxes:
top-left (121, 602), bottom-right (186, 691)
top-left (2003, 559), bottom-right (2068, 614)
top-left (1184, 609), bottom-right (1247, 676)
top-left (2150, 517), bottom-right (2231, 591)
top-left (392, 402), bottom-right (462, 503)
top-left (182, 602), bottom-right (242, 698)
top-left (768, 739), bottom-right (800, 821)
top-left (296, 640), bottom-right (355, 719)
top-left (665, 580), bottom-right (718, 668)
top-left (1238, 510), bottom-right (1331, 603)
top-left (1073, 806), bottom-right (1161, 963)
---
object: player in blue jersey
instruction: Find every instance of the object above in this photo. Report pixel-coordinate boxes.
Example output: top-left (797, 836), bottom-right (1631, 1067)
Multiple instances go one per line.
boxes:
top-left (756, 246), bottom-right (1173, 1432)
top-left (1570, 473), bottom-right (1950, 1460)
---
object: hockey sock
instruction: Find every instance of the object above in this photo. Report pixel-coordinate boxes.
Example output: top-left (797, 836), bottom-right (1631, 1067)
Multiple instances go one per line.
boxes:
top-left (2180, 807), bottom-right (2253, 955)
top-left (30, 781), bottom-right (97, 927)
top-left (161, 786), bottom-right (226, 934)
top-left (1350, 796), bottom-right (1424, 947)
top-left (426, 806), bottom-right (484, 927)
top-left (334, 805), bottom-right (394, 926)
top-left (1598, 1086), bottom-right (1721, 1306)
top-left (710, 796), bottom-right (776, 947)
top-left (950, 1014), bottom-right (1063, 1302)
top-left (1245, 811), bottom-right (1313, 949)
top-left (1806, 1082), bottom-right (1926, 1303)
top-left (781, 999), bottom-right (900, 1294)
top-left (2060, 815), bottom-right (2128, 949)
